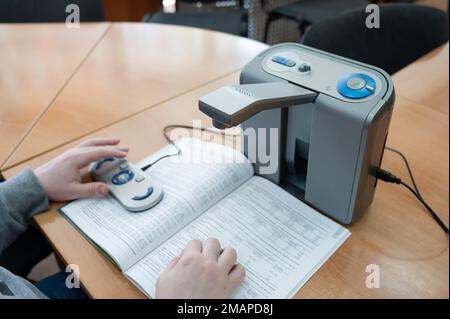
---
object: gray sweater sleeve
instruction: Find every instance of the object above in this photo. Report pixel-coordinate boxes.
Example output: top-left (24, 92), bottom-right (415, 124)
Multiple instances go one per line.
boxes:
top-left (0, 168), bottom-right (49, 255)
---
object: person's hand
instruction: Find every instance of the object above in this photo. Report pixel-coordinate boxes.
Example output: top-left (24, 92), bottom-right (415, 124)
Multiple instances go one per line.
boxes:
top-left (34, 137), bottom-right (129, 201)
top-left (155, 238), bottom-right (245, 299)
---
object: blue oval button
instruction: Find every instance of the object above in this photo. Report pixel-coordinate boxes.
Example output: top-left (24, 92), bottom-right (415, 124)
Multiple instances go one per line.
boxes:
top-left (337, 73), bottom-right (376, 99)
top-left (112, 170), bottom-right (134, 185)
top-left (95, 157), bottom-right (115, 170)
top-left (132, 187), bottom-right (154, 201)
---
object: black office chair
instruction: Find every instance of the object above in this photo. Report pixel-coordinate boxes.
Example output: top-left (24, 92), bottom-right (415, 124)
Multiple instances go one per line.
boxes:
top-left (263, 0), bottom-right (369, 43)
top-left (301, 3), bottom-right (449, 74)
top-left (143, 1), bottom-right (248, 37)
top-left (0, 0), bottom-right (104, 23)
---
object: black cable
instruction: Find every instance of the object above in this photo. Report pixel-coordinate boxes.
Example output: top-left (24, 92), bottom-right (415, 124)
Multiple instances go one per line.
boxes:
top-left (377, 147), bottom-right (449, 235)
top-left (400, 181), bottom-right (449, 234)
top-left (385, 146), bottom-right (422, 198)
top-left (141, 125), bottom-right (240, 171)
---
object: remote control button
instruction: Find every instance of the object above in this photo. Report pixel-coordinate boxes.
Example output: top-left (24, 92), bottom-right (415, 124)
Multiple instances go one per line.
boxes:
top-left (112, 170), bottom-right (134, 185)
top-left (337, 73), bottom-right (376, 99)
top-left (132, 187), bottom-right (154, 201)
top-left (271, 56), bottom-right (296, 67)
top-left (135, 175), bottom-right (145, 183)
top-left (119, 162), bottom-right (128, 170)
top-left (95, 157), bottom-right (115, 170)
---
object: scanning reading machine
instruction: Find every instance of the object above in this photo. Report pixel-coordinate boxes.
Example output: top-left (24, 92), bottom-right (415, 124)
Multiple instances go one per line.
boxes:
top-left (199, 43), bottom-right (395, 224)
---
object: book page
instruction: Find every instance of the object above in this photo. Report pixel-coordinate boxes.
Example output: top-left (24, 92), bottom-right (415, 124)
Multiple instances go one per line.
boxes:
top-left (60, 139), bottom-right (254, 270)
top-left (125, 176), bottom-right (350, 298)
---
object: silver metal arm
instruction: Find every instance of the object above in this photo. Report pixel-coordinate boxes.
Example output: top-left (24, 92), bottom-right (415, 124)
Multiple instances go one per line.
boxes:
top-left (199, 82), bottom-right (317, 128)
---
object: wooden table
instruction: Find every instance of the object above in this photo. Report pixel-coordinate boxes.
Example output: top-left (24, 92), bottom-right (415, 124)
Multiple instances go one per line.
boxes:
top-left (0, 23), bottom-right (111, 172)
top-left (393, 43), bottom-right (449, 115)
top-left (1, 30), bottom-right (448, 298)
top-left (0, 22), bottom-right (267, 174)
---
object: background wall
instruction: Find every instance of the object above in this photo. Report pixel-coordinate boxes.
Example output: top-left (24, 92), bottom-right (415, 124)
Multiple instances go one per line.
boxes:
top-left (102, 0), bottom-right (159, 21)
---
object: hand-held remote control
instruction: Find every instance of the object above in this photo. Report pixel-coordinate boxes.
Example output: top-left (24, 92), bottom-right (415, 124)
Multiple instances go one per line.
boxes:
top-left (88, 158), bottom-right (163, 212)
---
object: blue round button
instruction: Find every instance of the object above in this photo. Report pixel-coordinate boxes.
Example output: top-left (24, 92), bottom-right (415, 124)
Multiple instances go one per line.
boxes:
top-left (337, 73), bottom-right (376, 99)
top-left (112, 170), bottom-right (134, 185)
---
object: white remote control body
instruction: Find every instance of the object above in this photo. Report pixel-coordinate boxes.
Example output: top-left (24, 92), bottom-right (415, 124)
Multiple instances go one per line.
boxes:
top-left (88, 158), bottom-right (163, 212)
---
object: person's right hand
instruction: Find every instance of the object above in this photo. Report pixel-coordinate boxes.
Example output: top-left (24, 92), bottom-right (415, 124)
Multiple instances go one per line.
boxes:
top-left (34, 137), bottom-right (128, 201)
top-left (155, 238), bottom-right (245, 299)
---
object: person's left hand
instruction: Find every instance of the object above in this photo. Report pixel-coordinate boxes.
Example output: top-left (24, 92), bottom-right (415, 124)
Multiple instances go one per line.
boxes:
top-left (34, 138), bottom-right (129, 201)
top-left (155, 238), bottom-right (245, 299)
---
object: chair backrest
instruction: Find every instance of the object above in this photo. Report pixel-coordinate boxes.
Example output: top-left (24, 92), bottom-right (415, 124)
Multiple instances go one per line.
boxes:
top-left (301, 3), bottom-right (449, 74)
top-left (0, 0), bottom-right (104, 23)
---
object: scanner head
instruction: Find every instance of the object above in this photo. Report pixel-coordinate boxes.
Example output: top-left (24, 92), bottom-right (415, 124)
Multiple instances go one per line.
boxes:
top-left (212, 119), bottom-right (229, 130)
top-left (199, 82), bottom-right (317, 128)
top-left (199, 43), bottom-right (395, 224)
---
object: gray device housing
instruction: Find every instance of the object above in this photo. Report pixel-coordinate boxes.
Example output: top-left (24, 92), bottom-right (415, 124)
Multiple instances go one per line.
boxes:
top-left (200, 43), bottom-right (395, 224)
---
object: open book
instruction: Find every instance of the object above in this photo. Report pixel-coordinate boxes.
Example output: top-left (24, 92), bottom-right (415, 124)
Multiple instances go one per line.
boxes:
top-left (60, 138), bottom-right (350, 298)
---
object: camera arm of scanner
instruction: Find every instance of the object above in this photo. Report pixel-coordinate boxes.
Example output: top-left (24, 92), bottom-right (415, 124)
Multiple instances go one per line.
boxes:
top-left (199, 82), bottom-right (318, 129)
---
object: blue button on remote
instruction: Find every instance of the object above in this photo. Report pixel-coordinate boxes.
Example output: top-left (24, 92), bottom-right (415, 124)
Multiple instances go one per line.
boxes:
top-left (112, 170), bottom-right (134, 185)
top-left (132, 187), bottom-right (154, 201)
top-left (95, 157), bottom-right (115, 170)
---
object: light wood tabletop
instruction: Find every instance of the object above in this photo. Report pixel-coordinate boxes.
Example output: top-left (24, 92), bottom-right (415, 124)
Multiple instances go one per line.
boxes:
top-left (1, 22), bottom-right (267, 172)
top-left (0, 22), bottom-right (111, 171)
top-left (2, 42), bottom-right (448, 299)
top-left (392, 43), bottom-right (449, 115)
